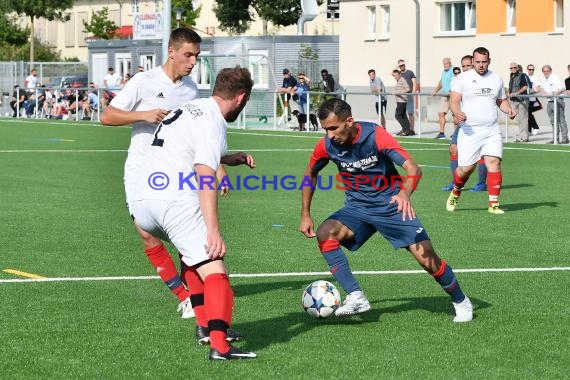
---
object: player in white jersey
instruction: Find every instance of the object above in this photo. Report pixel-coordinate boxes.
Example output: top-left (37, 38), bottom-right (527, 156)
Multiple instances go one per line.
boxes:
top-left (447, 47), bottom-right (516, 215)
top-left (101, 29), bottom-right (227, 321)
top-left (130, 67), bottom-right (257, 360)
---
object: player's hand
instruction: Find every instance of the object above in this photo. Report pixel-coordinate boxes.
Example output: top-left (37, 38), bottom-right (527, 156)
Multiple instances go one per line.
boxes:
top-left (299, 215), bottom-right (316, 238)
top-left (390, 192), bottom-right (416, 221)
top-left (453, 112), bottom-right (467, 125)
top-left (145, 109), bottom-right (170, 124)
top-left (222, 152), bottom-right (256, 168)
top-left (205, 230), bottom-right (226, 259)
top-left (219, 184), bottom-right (230, 197)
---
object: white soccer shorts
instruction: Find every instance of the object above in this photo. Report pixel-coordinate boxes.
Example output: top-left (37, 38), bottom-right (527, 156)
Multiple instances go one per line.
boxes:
top-left (129, 199), bottom-right (209, 266)
top-left (457, 123), bottom-right (503, 167)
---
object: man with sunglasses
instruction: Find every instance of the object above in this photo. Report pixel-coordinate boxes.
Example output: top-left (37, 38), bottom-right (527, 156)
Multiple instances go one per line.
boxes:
top-left (507, 63), bottom-right (531, 142)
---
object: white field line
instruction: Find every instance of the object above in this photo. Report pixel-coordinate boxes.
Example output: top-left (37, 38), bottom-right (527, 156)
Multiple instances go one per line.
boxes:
top-left (1, 266), bottom-right (569, 283)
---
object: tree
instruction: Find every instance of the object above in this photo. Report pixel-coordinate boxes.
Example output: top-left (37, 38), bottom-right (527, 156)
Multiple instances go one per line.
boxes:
top-left (2, 0), bottom-right (73, 63)
top-left (172, 0), bottom-right (201, 28)
top-left (83, 7), bottom-right (119, 40)
top-left (214, 0), bottom-right (324, 34)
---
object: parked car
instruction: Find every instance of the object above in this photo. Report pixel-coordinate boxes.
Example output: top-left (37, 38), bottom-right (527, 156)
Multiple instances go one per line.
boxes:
top-left (47, 74), bottom-right (89, 89)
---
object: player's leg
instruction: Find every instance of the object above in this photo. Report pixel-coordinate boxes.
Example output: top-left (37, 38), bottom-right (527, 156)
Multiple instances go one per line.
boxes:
top-left (135, 222), bottom-right (193, 316)
top-left (194, 260), bottom-right (255, 360)
top-left (406, 240), bottom-right (472, 322)
top-left (442, 126), bottom-right (459, 191)
top-left (316, 214), bottom-right (373, 317)
top-left (480, 129), bottom-right (505, 213)
top-left (447, 126), bottom-right (479, 211)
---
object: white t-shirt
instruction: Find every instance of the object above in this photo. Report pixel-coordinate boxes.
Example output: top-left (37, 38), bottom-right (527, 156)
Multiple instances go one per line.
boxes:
top-left (109, 66), bottom-right (198, 203)
top-left (133, 97), bottom-right (227, 202)
top-left (25, 74), bottom-right (39, 90)
top-left (540, 74), bottom-right (565, 100)
top-left (451, 68), bottom-right (505, 128)
top-left (104, 72), bottom-right (122, 90)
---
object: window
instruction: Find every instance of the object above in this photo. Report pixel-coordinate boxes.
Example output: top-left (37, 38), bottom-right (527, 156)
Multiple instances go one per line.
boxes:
top-left (439, 1), bottom-right (476, 33)
top-left (78, 11), bottom-right (88, 47)
top-left (507, 0), bottom-right (516, 33)
top-left (555, 0), bottom-right (564, 31)
top-left (131, 0), bottom-right (139, 13)
top-left (64, 13), bottom-right (75, 47)
top-left (367, 6), bottom-right (376, 39)
top-left (139, 55), bottom-right (155, 71)
top-left (381, 5), bottom-right (391, 38)
top-left (248, 50), bottom-right (269, 89)
top-left (190, 51), bottom-right (212, 89)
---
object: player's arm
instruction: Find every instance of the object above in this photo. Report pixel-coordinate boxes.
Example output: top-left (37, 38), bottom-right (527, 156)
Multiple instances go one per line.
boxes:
top-left (221, 152), bottom-right (256, 168)
top-left (195, 163), bottom-right (226, 259)
top-left (300, 164), bottom-right (318, 238)
top-left (100, 105), bottom-right (170, 126)
top-left (497, 98), bottom-right (516, 119)
top-left (300, 139), bottom-right (329, 238)
top-left (450, 91), bottom-right (465, 124)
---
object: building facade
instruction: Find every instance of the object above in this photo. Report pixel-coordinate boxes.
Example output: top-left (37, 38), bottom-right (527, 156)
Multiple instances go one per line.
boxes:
top-left (339, 0), bottom-right (568, 89)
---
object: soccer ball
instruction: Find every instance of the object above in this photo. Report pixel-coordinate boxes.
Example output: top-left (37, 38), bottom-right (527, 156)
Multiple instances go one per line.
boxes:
top-left (302, 280), bottom-right (341, 318)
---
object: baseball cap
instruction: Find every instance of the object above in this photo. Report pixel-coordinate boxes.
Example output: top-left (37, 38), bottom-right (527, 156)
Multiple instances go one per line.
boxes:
top-left (283, 68), bottom-right (290, 74)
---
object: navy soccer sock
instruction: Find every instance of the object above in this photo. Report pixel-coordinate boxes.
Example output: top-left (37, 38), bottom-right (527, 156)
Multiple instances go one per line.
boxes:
top-left (319, 240), bottom-right (361, 294)
top-left (477, 160), bottom-right (488, 185)
top-left (432, 259), bottom-right (465, 303)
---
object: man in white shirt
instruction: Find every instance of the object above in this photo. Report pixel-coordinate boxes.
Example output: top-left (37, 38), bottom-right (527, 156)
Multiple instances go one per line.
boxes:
top-left (103, 67), bottom-right (121, 91)
top-left (447, 47), bottom-right (516, 215)
top-left (537, 65), bottom-right (568, 144)
top-left (101, 29), bottom-right (232, 324)
top-left (24, 69), bottom-right (39, 90)
top-left (368, 69), bottom-right (386, 127)
top-left (130, 66), bottom-right (257, 361)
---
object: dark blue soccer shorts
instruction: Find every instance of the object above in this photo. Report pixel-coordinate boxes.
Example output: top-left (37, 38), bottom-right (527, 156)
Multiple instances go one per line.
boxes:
top-left (327, 204), bottom-right (430, 251)
top-left (450, 125), bottom-right (460, 145)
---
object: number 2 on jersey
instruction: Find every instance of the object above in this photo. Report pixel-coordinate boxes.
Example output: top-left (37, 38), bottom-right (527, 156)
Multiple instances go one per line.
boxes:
top-left (152, 109), bottom-right (183, 147)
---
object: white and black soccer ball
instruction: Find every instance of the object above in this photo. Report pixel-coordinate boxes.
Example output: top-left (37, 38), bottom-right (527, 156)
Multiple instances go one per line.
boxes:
top-left (302, 280), bottom-right (341, 318)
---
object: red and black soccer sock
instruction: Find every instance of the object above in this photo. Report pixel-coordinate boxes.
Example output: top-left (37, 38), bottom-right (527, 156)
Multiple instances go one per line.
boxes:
top-left (204, 273), bottom-right (233, 353)
top-left (432, 259), bottom-right (465, 303)
top-left (452, 169), bottom-right (467, 197)
top-left (449, 154), bottom-right (458, 182)
top-left (319, 240), bottom-right (361, 294)
top-left (181, 263), bottom-right (207, 327)
top-left (487, 171), bottom-right (502, 206)
top-left (144, 244), bottom-right (189, 302)
top-left (477, 159), bottom-right (488, 185)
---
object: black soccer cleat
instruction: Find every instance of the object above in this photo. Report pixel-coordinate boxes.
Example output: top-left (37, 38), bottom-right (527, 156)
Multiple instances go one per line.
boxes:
top-left (196, 326), bottom-right (244, 345)
top-left (208, 346), bottom-right (257, 360)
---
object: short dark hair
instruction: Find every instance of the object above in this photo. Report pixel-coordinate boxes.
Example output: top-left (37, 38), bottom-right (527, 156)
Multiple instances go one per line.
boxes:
top-left (368, 69), bottom-right (375, 74)
top-left (213, 66), bottom-right (253, 100)
top-left (321, 69), bottom-right (329, 75)
top-left (453, 67), bottom-right (461, 74)
top-left (318, 98), bottom-right (352, 121)
top-left (472, 47), bottom-right (490, 58)
top-left (461, 55), bottom-right (473, 62)
top-left (169, 28), bottom-right (202, 49)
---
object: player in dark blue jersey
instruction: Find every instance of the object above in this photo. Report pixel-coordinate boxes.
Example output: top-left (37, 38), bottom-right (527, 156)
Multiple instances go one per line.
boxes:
top-left (299, 98), bottom-right (473, 322)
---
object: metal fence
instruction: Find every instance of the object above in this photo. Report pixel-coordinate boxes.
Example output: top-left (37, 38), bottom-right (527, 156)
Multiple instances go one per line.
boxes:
top-left (2, 86), bottom-right (569, 145)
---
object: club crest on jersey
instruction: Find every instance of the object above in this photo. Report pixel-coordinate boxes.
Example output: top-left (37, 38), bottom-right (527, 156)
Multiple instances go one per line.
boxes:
top-left (339, 154), bottom-right (378, 172)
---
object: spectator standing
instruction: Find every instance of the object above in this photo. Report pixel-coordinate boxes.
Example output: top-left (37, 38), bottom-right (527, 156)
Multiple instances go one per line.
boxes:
top-left (368, 69), bottom-right (387, 127)
top-left (392, 68), bottom-right (413, 136)
top-left (565, 64), bottom-right (570, 94)
top-left (526, 64), bottom-right (541, 135)
top-left (103, 67), bottom-right (122, 92)
top-left (507, 62), bottom-right (531, 142)
top-left (397, 59), bottom-right (418, 132)
top-left (295, 72), bottom-right (311, 114)
top-left (278, 68), bottom-right (298, 119)
top-left (537, 65), bottom-right (568, 144)
top-left (24, 69), bottom-right (39, 90)
top-left (431, 57), bottom-right (454, 139)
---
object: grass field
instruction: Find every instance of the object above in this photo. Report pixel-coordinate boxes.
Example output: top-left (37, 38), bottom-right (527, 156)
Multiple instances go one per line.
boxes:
top-left (1, 118), bottom-right (570, 379)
